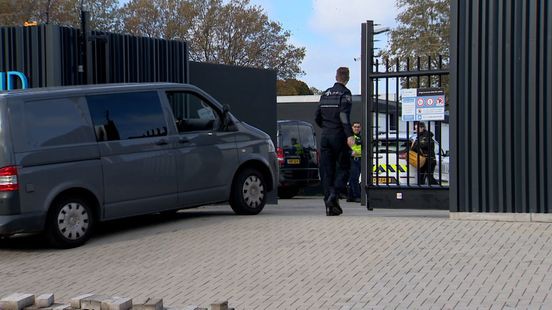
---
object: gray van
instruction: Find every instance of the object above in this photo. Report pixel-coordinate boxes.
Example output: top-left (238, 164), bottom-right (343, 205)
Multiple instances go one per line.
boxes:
top-left (0, 83), bottom-right (277, 248)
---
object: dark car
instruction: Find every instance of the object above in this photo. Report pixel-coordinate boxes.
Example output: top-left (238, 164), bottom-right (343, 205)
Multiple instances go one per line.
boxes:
top-left (277, 120), bottom-right (320, 198)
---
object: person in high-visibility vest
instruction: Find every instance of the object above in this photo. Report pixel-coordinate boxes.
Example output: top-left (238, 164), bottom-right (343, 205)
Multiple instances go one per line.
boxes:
top-left (291, 138), bottom-right (304, 156)
top-left (347, 122), bottom-right (362, 202)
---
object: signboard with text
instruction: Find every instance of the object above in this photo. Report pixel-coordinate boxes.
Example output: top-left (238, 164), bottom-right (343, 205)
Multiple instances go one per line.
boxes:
top-left (401, 88), bottom-right (445, 121)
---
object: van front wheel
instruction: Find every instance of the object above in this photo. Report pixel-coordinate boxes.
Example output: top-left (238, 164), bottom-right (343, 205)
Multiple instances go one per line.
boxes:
top-left (230, 168), bottom-right (266, 215)
top-left (46, 196), bottom-right (95, 248)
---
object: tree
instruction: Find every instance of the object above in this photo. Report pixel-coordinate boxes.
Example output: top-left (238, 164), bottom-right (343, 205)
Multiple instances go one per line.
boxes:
top-left (0, 1), bottom-right (36, 26)
top-left (277, 79), bottom-right (313, 96)
top-left (309, 86), bottom-right (322, 95)
top-left (381, 0), bottom-right (450, 88)
top-left (119, 0), bottom-right (305, 79)
top-left (0, 0), bottom-right (121, 32)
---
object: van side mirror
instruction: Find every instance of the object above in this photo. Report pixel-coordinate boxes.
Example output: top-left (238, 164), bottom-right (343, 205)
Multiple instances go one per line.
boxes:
top-left (222, 104), bottom-right (230, 115)
top-left (220, 104), bottom-right (232, 131)
top-left (444, 150), bottom-right (450, 157)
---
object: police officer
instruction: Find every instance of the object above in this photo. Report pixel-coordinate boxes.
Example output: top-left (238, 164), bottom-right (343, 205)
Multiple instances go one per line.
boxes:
top-left (315, 67), bottom-right (355, 216)
top-left (347, 122), bottom-right (362, 203)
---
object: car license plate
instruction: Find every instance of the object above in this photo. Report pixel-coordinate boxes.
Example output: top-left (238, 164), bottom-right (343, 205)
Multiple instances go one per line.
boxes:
top-left (372, 177), bottom-right (396, 184)
top-left (287, 158), bottom-right (300, 164)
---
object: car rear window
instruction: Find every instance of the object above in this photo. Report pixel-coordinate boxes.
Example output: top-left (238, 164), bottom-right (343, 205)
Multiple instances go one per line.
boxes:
top-left (278, 123), bottom-right (300, 148)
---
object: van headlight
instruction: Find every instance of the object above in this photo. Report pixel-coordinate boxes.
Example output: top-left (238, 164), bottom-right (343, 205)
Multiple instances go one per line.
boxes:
top-left (267, 139), bottom-right (275, 153)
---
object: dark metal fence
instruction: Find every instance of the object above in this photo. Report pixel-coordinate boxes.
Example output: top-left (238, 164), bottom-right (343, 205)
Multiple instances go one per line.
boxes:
top-left (451, 1), bottom-right (551, 213)
top-left (0, 24), bottom-right (188, 89)
top-left (361, 21), bottom-right (450, 210)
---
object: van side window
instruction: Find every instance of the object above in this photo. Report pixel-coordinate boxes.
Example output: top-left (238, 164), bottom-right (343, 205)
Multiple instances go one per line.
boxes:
top-left (86, 92), bottom-right (167, 141)
top-left (13, 97), bottom-right (95, 150)
top-left (166, 91), bottom-right (220, 132)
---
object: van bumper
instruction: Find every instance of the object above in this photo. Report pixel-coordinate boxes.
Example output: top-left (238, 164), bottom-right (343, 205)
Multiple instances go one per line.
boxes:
top-left (0, 213), bottom-right (45, 236)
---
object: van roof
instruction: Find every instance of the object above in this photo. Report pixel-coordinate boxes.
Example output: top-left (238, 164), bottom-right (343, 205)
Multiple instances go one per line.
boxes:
top-left (0, 82), bottom-right (188, 99)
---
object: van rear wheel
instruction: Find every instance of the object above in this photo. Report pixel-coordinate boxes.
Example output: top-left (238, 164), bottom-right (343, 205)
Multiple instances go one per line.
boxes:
top-left (230, 168), bottom-right (266, 215)
top-left (46, 196), bottom-right (95, 248)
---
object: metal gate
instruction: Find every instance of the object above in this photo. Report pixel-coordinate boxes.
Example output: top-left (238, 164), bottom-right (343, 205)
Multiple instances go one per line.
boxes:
top-left (361, 21), bottom-right (450, 210)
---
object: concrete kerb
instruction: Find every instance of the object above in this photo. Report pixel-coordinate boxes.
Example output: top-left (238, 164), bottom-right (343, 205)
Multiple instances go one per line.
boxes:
top-left (450, 212), bottom-right (552, 223)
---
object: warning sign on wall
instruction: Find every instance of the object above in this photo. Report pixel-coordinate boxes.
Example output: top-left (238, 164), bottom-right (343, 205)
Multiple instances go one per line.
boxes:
top-left (401, 88), bottom-right (445, 121)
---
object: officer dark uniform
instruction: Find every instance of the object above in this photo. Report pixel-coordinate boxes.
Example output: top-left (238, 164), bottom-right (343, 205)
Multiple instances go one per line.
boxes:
top-left (315, 67), bottom-right (354, 216)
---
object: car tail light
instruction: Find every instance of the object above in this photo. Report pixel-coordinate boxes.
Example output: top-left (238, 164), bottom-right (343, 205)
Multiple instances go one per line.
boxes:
top-left (277, 147), bottom-right (285, 166)
top-left (0, 166), bottom-right (19, 191)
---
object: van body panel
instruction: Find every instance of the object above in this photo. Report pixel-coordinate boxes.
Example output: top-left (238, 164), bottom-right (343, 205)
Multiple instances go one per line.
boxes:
top-left (0, 191), bottom-right (21, 215)
top-left (179, 186), bottom-right (228, 208)
top-left (174, 131), bottom-right (238, 205)
top-left (0, 212), bottom-right (44, 234)
top-left (103, 193), bottom-right (180, 220)
top-left (98, 139), bottom-right (178, 219)
top-left (14, 144), bottom-right (100, 167)
top-left (17, 160), bottom-right (103, 215)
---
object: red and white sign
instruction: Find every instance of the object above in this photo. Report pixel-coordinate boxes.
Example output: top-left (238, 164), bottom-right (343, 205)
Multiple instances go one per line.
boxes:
top-left (417, 98), bottom-right (424, 106)
top-left (437, 96), bottom-right (444, 106)
top-left (427, 98), bottom-right (435, 106)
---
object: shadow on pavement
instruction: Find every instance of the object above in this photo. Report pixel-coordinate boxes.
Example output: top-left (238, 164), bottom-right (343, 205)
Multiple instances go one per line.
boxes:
top-left (0, 206), bottom-right (236, 251)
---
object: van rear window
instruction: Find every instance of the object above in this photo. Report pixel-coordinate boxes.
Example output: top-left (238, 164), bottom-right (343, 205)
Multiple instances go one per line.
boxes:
top-left (87, 92), bottom-right (168, 141)
top-left (298, 125), bottom-right (316, 148)
top-left (12, 97), bottom-right (95, 150)
top-left (278, 124), bottom-right (299, 148)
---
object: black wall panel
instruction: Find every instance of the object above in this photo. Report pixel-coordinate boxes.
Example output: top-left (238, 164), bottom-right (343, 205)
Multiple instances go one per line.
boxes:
top-left (451, 0), bottom-right (551, 213)
top-left (189, 61), bottom-right (277, 146)
top-left (189, 61), bottom-right (278, 204)
top-left (0, 25), bottom-right (188, 88)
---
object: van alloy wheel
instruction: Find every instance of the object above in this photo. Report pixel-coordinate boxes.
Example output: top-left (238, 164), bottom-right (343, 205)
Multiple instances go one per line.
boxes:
top-left (230, 168), bottom-right (267, 215)
top-left (47, 196), bottom-right (95, 248)
top-left (242, 175), bottom-right (264, 208)
top-left (56, 202), bottom-right (90, 241)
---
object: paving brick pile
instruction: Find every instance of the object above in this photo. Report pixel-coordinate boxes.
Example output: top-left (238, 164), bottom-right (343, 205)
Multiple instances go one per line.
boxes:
top-left (0, 294), bottom-right (233, 310)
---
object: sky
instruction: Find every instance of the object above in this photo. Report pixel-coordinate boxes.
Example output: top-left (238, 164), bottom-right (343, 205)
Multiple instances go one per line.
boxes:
top-left (249, 0), bottom-right (398, 94)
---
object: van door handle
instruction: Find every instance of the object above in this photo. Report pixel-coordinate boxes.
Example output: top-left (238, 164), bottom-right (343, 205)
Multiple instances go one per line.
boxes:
top-left (178, 137), bottom-right (189, 144)
top-left (155, 139), bottom-right (168, 146)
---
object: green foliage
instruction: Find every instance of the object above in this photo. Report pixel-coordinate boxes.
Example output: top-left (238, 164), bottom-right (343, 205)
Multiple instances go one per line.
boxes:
top-left (277, 79), bottom-right (314, 96)
top-left (383, 0), bottom-right (450, 62)
top-left (0, 0), bottom-right (121, 32)
top-left (119, 0), bottom-right (305, 79)
top-left (381, 0), bottom-right (450, 93)
top-left (0, 0), bottom-right (305, 79)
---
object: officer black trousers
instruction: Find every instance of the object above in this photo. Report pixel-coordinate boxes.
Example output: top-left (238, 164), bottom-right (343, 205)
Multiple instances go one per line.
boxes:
top-left (320, 133), bottom-right (351, 200)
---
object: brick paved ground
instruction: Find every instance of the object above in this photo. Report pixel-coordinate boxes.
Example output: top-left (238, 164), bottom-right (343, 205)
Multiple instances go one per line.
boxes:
top-left (1, 198), bottom-right (552, 309)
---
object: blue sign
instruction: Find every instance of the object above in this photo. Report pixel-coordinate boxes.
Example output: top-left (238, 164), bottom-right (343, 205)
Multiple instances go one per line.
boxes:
top-left (0, 71), bottom-right (29, 91)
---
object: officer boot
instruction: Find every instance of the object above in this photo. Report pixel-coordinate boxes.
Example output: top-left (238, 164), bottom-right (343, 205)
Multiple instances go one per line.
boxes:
top-left (325, 194), bottom-right (342, 216)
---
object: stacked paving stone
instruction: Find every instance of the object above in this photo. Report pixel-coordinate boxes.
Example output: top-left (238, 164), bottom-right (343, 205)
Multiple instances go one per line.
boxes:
top-left (0, 294), bottom-right (233, 310)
